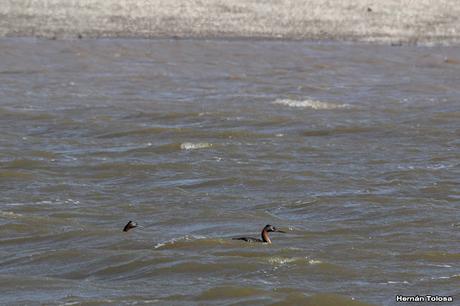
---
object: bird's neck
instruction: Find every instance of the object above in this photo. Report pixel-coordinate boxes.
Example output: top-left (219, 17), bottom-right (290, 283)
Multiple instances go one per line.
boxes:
top-left (261, 229), bottom-right (271, 243)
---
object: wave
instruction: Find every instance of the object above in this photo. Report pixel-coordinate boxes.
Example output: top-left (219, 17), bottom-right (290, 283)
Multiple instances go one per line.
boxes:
top-left (267, 256), bottom-right (322, 266)
top-left (153, 235), bottom-right (216, 249)
top-left (180, 142), bottom-right (212, 150)
top-left (430, 274), bottom-right (460, 280)
top-left (197, 286), bottom-right (266, 300)
top-left (0, 211), bottom-right (23, 218)
top-left (273, 98), bottom-right (351, 110)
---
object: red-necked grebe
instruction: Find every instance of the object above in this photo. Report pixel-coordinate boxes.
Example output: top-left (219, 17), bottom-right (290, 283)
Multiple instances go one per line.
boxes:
top-left (123, 220), bottom-right (138, 232)
top-left (232, 224), bottom-right (286, 243)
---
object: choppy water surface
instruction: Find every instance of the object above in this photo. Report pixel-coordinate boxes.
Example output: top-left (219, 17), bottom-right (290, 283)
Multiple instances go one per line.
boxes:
top-left (0, 38), bottom-right (459, 305)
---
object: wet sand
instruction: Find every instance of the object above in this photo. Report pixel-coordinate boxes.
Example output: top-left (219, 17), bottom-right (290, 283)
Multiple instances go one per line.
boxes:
top-left (1, 0), bottom-right (460, 44)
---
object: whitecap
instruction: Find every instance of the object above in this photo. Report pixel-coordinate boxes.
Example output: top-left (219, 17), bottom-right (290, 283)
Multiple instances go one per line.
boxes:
top-left (268, 256), bottom-right (322, 266)
top-left (153, 234), bottom-right (208, 249)
top-left (273, 98), bottom-right (351, 110)
top-left (0, 211), bottom-right (23, 218)
top-left (431, 274), bottom-right (460, 280)
top-left (427, 263), bottom-right (452, 268)
top-left (180, 142), bottom-right (212, 150)
top-left (268, 257), bottom-right (298, 265)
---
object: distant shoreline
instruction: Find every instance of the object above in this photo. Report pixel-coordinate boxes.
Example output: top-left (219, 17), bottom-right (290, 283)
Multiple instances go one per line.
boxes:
top-left (2, 0), bottom-right (460, 45)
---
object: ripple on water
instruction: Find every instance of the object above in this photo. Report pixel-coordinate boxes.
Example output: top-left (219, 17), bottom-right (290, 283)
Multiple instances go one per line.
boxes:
top-left (153, 235), bottom-right (223, 250)
top-left (400, 251), bottom-right (460, 262)
top-left (197, 286), bottom-right (267, 301)
top-left (272, 293), bottom-right (376, 306)
top-left (1, 39), bottom-right (459, 305)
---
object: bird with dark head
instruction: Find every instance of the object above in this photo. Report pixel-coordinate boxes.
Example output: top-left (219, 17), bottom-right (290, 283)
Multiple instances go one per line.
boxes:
top-left (232, 224), bottom-right (286, 244)
top-left (123, 220), bottom-right (138, 232)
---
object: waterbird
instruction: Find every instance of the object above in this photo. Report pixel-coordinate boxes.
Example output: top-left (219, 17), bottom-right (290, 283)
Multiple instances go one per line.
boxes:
top-left (232, 224), bottom-right (286, 244)
top-left (123, 220), bottom-right (138, 232)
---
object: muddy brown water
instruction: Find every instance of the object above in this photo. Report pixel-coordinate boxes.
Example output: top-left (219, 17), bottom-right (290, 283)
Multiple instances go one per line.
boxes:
top-left (0, 38), bottom-right (459, 305)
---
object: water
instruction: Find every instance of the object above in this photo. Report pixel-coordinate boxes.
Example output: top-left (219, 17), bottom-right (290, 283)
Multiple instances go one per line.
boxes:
top-left (0, 38), bottom-right (459, 305)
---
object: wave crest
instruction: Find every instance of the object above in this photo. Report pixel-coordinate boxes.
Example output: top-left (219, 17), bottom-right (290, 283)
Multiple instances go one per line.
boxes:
top-left (273, 98), bottom-right (351, 110)
top-left (180, 142), bottom-right (212, 150)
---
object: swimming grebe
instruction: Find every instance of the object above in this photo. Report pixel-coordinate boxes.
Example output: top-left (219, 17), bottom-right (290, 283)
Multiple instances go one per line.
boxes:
top-left (232, 224), bottom-right (286, 243)
top-left (123, 220), bottom-right (138, 232)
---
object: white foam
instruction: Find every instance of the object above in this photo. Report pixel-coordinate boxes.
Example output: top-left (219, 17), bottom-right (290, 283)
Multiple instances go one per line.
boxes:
top-left (153, 234), bottom-right (207, 249)
top-left (273, 98), bottom-right (351, 110)
top-left (427, 264), bottom-right (452, 268)
top-left (0, 211), bottom-right (23, 218)
top-left (268, 256), bottom-right (322, 266)
top-left (387, 280), bottom-right (409, 284)
top-left (431, 274), bottom-right (460, 280)
top-left (180, 142), bottom-right (212, 150)
top-left (64, 198), bottom-right (80, 205)
top-left (268, 257), bottom-right (298, 265)
top-left (154, 236), bottom-right (186, 249)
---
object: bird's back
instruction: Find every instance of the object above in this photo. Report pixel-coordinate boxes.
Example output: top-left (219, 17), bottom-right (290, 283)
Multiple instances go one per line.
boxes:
top-left (232, 237), bottom-right (262, 242)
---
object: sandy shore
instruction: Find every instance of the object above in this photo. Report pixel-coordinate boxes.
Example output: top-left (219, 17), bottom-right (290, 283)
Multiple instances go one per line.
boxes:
top-left (1, 0), bottom-right (460, 44)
